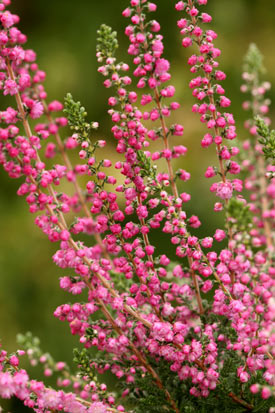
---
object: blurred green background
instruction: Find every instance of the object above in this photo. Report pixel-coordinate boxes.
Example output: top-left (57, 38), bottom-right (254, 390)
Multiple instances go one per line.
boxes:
top-left (0, 0), bottom-right (275, 410)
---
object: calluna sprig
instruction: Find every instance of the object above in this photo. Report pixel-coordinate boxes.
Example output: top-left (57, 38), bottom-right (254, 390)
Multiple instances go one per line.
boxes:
top-left (256, 116), bottom-right (275, 165)
top-left (0, 0), bottom-right (274, 412)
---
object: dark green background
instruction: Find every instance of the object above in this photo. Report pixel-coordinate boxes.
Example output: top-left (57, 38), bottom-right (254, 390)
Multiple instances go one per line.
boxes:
top-left (0, 0), bottom-right (274, 410)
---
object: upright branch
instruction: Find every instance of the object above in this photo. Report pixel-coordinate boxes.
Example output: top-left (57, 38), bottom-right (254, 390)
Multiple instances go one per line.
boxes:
top-left (240, 44), bottom-right (275, 254)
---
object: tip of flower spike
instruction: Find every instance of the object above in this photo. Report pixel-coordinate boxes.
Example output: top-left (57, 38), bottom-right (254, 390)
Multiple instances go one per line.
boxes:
top-left (96, 24), bottom-right (118, 60)
top-left (243, 43), bottom-right (265, 76)
top-left (255, 116), bottom-right (275, 163)
top-left (64, 93), bottom-right (99, 139)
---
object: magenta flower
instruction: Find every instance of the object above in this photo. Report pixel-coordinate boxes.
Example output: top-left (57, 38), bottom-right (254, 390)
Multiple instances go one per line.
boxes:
top-left (216, 181), bottom-right (233, 200)
top-left (3, 79), bottom-right (18, 95)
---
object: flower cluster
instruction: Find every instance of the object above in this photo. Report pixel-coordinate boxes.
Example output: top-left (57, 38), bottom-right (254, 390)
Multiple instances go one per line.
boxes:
top-left (0, 0), bottom-right (274, 412)
top-left (239, 44), bottom-right (275, 252)
top-left (175, 0), bottom-right (242, 209)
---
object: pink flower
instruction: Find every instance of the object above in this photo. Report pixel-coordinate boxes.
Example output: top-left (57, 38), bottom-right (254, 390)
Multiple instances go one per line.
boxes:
top-left (173, 124), bottom-right (184, 136)
top-left (201, 13), bottom-right (212, 23)
top-left (148, 2), bottom-right (157, 12)
top-left (152, 322), bottom-right (173, 342)
top-left (220, 95), bottom-right (231, 107)
top-left (152, 39), bottom-right (163, 57)
top-left (177, 18), bottom-right (187, 29)
top-left (88, 402), bottom-right (108, 413)
top-left (182, 37), bottom-right (192, 48)
top-left (0, 11), bottom-right (14, 28)
top-left (9, 355), bottom-right (19, 367)
top-left (267, 183), bottom-right (275, 198)
top-left (155, 58), bottom-right (170, 75)
top-left (205, 166), bottom-right (216, 178)
top-left (145, 245), bottom-right (155, 255)
top-left (215, 70), bottom-right (226, 80)
top-left (202, 280), bottom-right (213, 293)
top-left (216, 181), bottom-right (233, 199)
top-left (214, 229), bottom-right (226, 242)
top-left (261, 387), bottom-right (271, 399)
top-left (19, 73), bottom-right (31, 90)
top-left (0, 31), bottom-right (8, 45)
top-left (175, 1), bottom-right (185, 11)
top-left (3, 79), bottom-right (18, 96)
top-left (30, 101), bottom-right (44, 119)
top-left (122, 7), bottom-right (131, 18)
top-left (1, 107), bottom-right (18, 124)
top-left (201, 237), bottom-right (213, 248)
top-left (0, 372), bottom-right (14, 398)
top-left (48, 100), bottom-right (63, 112)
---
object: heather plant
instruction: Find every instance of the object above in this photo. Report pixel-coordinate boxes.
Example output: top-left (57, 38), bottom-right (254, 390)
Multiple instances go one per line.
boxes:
top-left (0, 0), bottom-right (274, 412)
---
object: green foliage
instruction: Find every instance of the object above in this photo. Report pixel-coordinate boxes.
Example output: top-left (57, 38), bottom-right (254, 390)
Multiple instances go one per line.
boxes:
top-left (64, 94), bottom-right (105, 180)
top-left (73, 348), bottom-right (97, 381)
top-left (17, 332), bottom-right (71, 375)
top-left (96, 24), bottom-right (118, 59)
top-left (124, 358), bottom-right (181, 413)
top-left (243, 43), bottom-right (265, 76)
top-left (137, 150), bottom-right (157, 181)
top-left (74, 320), bottom-right (275, 413)
top-left (226, 198), bottom-right (253, 233)
top-left (201, 313), bottom-right (238, 344)
top-left (255, 116), bottom-right (275, 164)
top-left (241, 371), bottom-right (275, 413)
top-left (64, 93), bottom-right (97, 141)
top-left (125, 354), bottom-right (275, 413)
top-left (218, 350), bottom-right (243, 395)
top-left (110, 269), bottom-right (133, 291)
top-left (117, 316), bottom-right (274, 413)
top-left (17, 332), bottom-right (42, 360)
top-left (122, 354), bottom-right (256, 413)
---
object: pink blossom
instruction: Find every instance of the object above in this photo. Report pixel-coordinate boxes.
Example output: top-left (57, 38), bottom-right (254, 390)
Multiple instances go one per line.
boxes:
top-left (175, 1), bottom-right (185, 11)
top-left (3, 79), bottom-right (18, 95)
top-left (0, 372), bottom-right (14, 398)
top-left (0, 11), bottom-right (14, 28)
top-left (201, 13), bottom-right (212, 23)
top-left (155, 58), bottom-right (170, 75)
top-left (173, 124), bottom-right (184, 136)
top-left (48, 100), bottom-right (63, 112)
top-left (0, 2), bottom-right (273, 411)
top-left (216, 181), bottom-right (233, 199)
top-left (205, 166), bottom-right (215, 178)
top-left (214, 229), bottom-right (226, 242)
top-left (88, 402), bottom-right (108, 412)
top-left (182, 37), bottom-right (192, 48)
top-left (30, 101), bottom-right (44, 119)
